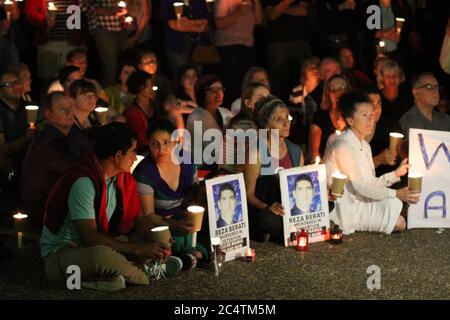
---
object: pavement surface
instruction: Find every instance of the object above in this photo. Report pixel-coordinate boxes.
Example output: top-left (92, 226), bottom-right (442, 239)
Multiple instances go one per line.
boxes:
top-left (0, 226), bottom-right (449, 300)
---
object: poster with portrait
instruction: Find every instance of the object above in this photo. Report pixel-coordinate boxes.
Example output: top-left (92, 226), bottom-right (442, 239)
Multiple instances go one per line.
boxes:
top-left (206, 173), bottom-right (250, 262)
top-left (279, 164), bottom-right (330, 247)
top-left (408, 128), bottom-right (450, 228)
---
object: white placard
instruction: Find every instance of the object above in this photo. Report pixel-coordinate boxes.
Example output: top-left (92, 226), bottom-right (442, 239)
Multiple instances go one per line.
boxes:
top-left (408, 129), bottom-right (450, 228)
top-left (206, 173), bottom-right (250, 262)
top-left (279, 164), bottom-right (330, 246)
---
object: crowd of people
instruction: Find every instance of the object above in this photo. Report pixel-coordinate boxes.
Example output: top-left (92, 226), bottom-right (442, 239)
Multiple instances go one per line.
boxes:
top-left (0, 0), bottom-right (450, 292)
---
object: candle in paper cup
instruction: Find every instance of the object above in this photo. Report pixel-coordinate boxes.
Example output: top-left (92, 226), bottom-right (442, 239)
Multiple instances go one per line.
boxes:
top-left (4, 0), bottom-right (13, 11)
top-left (173, 2), bottom-right (184, 19)
top-left (118, 1), bottom-right (127, 8)
top-left (395, 18), bottom-right (405, 33)
top-left (376, 41), bottom-right (385, 55)
top-left (151, 226), bottom-right (171, 249)
top-left (211, 237), bottom-right (220, 246)
top-left (331, 170), bottom-right (347, 197)
top-left (187, 205), bottom-right (204, 231)
top-left (95, 106), bottom-right (109, 125)
top-left (130, 155), bottom-right (145, 173)
top-left (25, 105), bottom-right (39, 127)
top-left (13, 212), bottom-right (28, 249)
top-left (124, 16), bottom-right (133, 24)
top-left (389, 132), bottom-right (404, 152)
top-left (152, 85), bottom-right (159, 91)
top-left (408, 172), bottom-right (423, 193)
top-left (48, 2), bottom-right (57, 11)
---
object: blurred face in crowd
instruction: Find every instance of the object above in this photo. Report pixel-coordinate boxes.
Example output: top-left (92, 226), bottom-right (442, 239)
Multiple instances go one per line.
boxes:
top-left (320, 60), bottom-right (341, 82)
top-left (413, 75), bottom-right (440, 108)
top-left (268, 106), bottom-right (291, 138)
top-left (138, 78), bottom-right (154, 99)
top-left (347, 102), bottom-right (375, 139)
top-left (245, 86), bottom-right (270, 111)
top-left (119, 65), bottom-right (136, 87)
top-left (205, 81), bottom-right (224, 110)
top-left (251, 71), bottom-right (270, 91)
top-left (368, 92), bottom-right (382, 122)
top-left (381, 67), bottom-right (400, 90)
top-left (329, 77), bottom-right (349, 107)
top-left (63, 70), bottom-right (83, 91)
top-left (45, 95), bottom-right (75, 131)
top-left (19, 68), bottom-right (31, 94)
top-left (75, 90), bottom-right (97, 113)
top-left (0, 73), bottom-right (22, 101)
top-left (115, 140), bottom-right (138, 173)
top-left (68, 53), bottom-right (88, 77)
top-left (340, 48), bottom-right (355, 70)
top-left (139, 53), bottom-right (158, 75)
top-left (148, 130), bottom-right (176, 163)
top-left (304, 62), bottom-right (319, 82)
top-left (182, 68), bottom-right (198, 92)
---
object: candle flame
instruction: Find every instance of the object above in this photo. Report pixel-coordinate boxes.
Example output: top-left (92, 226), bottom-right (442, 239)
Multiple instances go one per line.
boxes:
top-left (314, 156), bottom-right (320, 165)
top-left (379, 41), bottom-right (385, 47)
top-left (335, 130), bottom-right (342, 136)
top-left (118, 1), bottom-right (127, 8)
top-left (13, 212), bottom-right (28, 219)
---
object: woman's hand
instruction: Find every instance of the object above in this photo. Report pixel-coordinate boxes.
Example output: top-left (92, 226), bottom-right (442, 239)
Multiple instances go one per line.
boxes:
top-left (394, 158), bottom-right (410, 178)
top-left (396, 187), bottom-right (420, 204)
top-left (267, 202), bottom-right (285, 216)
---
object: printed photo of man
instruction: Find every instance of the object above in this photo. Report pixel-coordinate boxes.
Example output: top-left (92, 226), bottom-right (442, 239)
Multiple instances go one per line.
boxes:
top-left (216, 182), bottom-right (241, 228)
top-left (291, 174), bottom-right (315, 216)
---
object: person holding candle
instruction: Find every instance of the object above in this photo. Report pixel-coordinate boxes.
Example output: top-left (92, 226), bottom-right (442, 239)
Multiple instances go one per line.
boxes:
top-left (243, 95), bottom-right (304, 243)
top-left (41, 122), bottom-right (181, 292)
top-left (21, 92), bottom-right (90, 229)
top-left (324, 90), bottom-right (420, 235)
top-left (0, 72), bottom-right (37, 185)
top-left (162, 0), bottom-right (210, 78)
top-left (133, 119), bottom-right (208, 271)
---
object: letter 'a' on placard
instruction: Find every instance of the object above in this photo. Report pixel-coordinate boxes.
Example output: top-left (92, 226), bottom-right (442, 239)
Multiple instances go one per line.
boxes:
top-left (206, 173), bottom-right (250, 262)
top-left (279, 164), bottom-right (331, 247)
top-left (407, 129), bottom-right (450, 229)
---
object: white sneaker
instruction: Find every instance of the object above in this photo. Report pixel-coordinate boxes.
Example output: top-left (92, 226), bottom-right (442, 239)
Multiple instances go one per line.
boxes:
top-left (81, 274), bottom-right (126, 292)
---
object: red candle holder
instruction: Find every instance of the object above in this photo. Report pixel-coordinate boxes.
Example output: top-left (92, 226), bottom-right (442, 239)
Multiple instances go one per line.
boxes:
top-left (245, 248), bottom-right (256, 263)
top-left (329, 225), bottom-right (343, 245)
top-left (296, 229), bottom-right (309, 252)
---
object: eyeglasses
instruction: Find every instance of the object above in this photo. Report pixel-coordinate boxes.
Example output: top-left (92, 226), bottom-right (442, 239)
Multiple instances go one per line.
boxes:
top-left (415, 83), bottom-right (439, 91)
top-left (207, 86), bottom-right (225, 93)
top-left (0, 80), bottom-right (21, 88)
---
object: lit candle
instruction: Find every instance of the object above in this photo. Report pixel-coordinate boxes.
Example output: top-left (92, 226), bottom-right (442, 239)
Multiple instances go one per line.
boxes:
top-left (331, 170), bottom-right (347, 197)
top-left (187, 206), bottom-right (205, 247)
top-left (13, 212), bottom-right (28, 249)
top-left (118, 1), bottom-right (127, 8)
top-left (314, 156), bottom-right (320, 165)
top-left (296, 229), bottom-right (309, 252)
top-left (376, 41), bottom-right (385, 56)
top-left (329, 225), bottom-right (343, 245)
top-left (245, 248), bottom-right (256, 263)
top-left (152, 85), bottom-right (159, 91)
top-left (389, 132), bottom-right (404, 152)
top-left (94, 106), bottom-right (109, 125)
top-left (335, 130), bottom-right (342, 136)
top-left (173, 2), bottom-right (184, 20)
top-left (124, 16), bottom-right (133, 24)
top-left (288, 114), bottom-right (293, 121)
top-left (130, 155), bottom-right (145, 173)
top-left (25, 105), bottom-right (39, 128)
top-left (408, 171), bottom-right (423, 193)
top-left (48, 1), bottom-right (57, 11)
top-left (395, 18), bottom-right (405, 34)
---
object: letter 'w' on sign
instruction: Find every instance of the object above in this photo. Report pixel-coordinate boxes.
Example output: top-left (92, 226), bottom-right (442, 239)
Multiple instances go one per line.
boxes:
top-left (66, 265), bottom-right (81, 290)
top-left (366, 265), bottom-right (381, 291)
top-left (418, 133), bottom-right (450, 170)
top-left (366, 5), bottom-right (381, 30)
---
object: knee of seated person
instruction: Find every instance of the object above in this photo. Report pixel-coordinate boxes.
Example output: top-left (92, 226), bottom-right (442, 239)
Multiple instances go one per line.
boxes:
top-left (88, 245), bottom-right (123, 264)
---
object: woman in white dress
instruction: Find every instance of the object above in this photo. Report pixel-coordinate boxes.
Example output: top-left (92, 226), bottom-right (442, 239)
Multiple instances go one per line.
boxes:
top-left (324, 91), bottom-right (420, 235)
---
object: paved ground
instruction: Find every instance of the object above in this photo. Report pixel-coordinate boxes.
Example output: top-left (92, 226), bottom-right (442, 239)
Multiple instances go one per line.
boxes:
top-left (0, 226), bottom-right (449, 300)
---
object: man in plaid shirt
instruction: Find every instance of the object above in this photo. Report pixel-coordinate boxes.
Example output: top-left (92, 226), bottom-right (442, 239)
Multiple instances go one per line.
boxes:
top-left (79, 0), bottom-right (128, 87)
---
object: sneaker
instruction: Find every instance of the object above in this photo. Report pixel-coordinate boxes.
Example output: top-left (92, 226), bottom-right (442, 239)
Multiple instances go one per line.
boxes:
top-left (181, 253), bottom-right (197, 271)
top-left (146, 256), bottom-right (183, 280)
top-left (81, 274), bottom-right (126, 292)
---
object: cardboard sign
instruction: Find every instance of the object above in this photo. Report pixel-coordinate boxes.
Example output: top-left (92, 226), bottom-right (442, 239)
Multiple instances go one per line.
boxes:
top-left (408, 129), bottom-right (450, 228)
top-left (206, 173), bottom-right (250, 261)
top-left (279, 164), bottom-right (330, 246)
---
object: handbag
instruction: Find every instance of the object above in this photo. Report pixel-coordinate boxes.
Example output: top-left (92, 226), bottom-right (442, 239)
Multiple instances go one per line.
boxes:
top-left (191, 43), bottom-right (221, 65)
